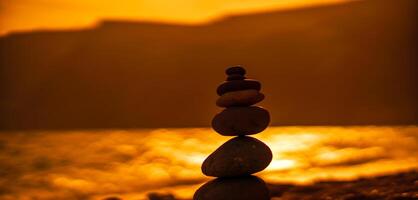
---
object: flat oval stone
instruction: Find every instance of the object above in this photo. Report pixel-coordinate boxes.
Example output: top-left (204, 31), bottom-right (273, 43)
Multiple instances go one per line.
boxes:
top-left (216, 89), bottom-right (264, 107)
top-left (201, 136), bottom-right (272, 177)
top-left (226, 74), bottom-right (246, 81)
top-left (193, 176), bottom-right (270, 200)
top-left (212, 106), bottom-right (270, 136)
top-left (216, 79), bottom-right (261, 96)
top-left (226, 66), bottom-right (246, 76)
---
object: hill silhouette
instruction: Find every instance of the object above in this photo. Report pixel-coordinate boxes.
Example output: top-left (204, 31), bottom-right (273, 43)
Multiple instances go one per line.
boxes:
top-left (1, 0), bottom-right (417, 130)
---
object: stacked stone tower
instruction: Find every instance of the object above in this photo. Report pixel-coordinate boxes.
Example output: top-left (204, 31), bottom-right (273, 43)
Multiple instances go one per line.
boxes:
top-left (194, 66), bottom-right (272, 200)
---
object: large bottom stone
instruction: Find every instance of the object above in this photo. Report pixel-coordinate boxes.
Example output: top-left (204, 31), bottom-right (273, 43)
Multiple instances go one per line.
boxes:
top-left (193, 176), bottom-right (270, 200)
top-left (202, 136), bottom-right (272, 177)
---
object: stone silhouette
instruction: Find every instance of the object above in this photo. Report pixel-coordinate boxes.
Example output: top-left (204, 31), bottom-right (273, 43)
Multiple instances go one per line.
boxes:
top-left (194, 176), bottom-right (270, 200)
top-left (194, 66), bottom-right (272, 200)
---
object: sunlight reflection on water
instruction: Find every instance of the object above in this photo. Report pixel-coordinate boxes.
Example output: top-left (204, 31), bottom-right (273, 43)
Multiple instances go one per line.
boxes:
top-left (0, 126), bottom-right (417, 200)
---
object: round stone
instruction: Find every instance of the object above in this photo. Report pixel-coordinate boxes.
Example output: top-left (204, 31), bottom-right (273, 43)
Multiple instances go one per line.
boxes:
top-left (201, 136), bottom-right (273, 177)
top-left (212, 106), bottom-right (270, 136)
top-left (226, 66), bottom-right (246, 76)
top-left (216, 79), bottom-right (261, 96)
top-left (216, 90), bottom-right (264, 107)
top-left (226, 74), bottom-right (246, 81)
top-left (193, 176), bottom-right (270, 200)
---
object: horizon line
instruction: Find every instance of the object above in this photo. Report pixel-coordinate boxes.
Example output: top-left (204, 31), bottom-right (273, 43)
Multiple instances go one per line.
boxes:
top-left (0, 0), bottom-right (354, 37)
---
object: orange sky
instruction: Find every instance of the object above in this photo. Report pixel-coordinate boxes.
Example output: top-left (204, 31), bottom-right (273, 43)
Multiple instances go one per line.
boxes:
top-left (0, 0), bottom-right (350, 35)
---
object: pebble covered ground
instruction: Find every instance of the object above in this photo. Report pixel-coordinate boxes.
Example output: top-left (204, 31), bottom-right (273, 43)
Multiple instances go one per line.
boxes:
top-left (268, 171), bottom-right (418, 200)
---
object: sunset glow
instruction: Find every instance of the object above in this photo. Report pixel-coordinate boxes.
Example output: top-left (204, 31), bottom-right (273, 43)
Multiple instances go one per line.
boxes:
top-left (1, 126), bottom-right (417, 199)
top-left (0, 0), bottom-right (351, 35)
top-left (1, 1), bottom-right (417, 199)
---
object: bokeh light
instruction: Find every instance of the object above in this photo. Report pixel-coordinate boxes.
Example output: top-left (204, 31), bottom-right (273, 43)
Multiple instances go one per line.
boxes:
top-left (0, 126), bottom-right (417, 199)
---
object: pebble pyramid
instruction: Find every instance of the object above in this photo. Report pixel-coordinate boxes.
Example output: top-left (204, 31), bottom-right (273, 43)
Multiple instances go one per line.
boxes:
top-left (194, 66), bottom-right (272, 200)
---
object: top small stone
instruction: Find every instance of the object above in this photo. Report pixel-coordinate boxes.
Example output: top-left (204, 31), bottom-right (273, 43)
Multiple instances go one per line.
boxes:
top-left (226, 66), bottom-right (246, 76)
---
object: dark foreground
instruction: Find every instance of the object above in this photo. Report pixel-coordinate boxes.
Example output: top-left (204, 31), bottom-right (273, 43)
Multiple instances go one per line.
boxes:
top-left (137, 171), bottom-right (418, 200)
top-left (268, 171), bottom-right (418, 200)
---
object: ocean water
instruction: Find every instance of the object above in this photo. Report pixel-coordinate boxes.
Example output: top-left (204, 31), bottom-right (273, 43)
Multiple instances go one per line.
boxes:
top-left (0, 126), bottom-right (417, 200)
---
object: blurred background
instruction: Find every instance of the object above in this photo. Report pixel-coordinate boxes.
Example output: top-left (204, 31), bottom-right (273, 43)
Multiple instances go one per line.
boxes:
top-left (0, 0), bottom-right (417, 200)
top-left (1, 0), bottom-right (417, 130)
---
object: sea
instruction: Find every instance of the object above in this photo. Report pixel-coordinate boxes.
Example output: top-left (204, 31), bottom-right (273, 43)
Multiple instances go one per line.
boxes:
top-left (0, 126), bottom-right (417, 200)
